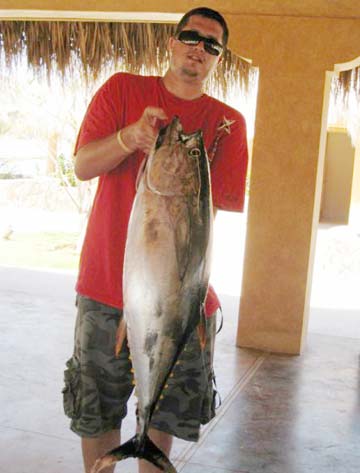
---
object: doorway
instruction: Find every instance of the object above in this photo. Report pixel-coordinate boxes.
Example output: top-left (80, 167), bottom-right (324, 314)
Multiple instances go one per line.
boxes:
top-left (309, 58), bottom-right (360, 339)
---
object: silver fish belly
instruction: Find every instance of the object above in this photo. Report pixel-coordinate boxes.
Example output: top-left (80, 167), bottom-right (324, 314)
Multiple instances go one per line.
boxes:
top-left (92, 116), bottom-right (213, 473)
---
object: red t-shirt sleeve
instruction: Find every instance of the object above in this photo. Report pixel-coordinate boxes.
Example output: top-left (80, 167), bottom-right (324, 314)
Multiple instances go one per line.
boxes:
top-left (210, 111), bottom-right (248, 212)
top-left (74, 73), bottom-right (123, 154)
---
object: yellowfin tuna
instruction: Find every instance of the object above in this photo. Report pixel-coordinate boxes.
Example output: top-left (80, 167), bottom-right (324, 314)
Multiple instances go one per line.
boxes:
top-left (92, 116), bottom-right (213, 473)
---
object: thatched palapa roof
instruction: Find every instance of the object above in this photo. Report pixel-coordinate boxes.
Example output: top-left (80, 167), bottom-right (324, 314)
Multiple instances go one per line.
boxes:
top-left (332, 66), bottom-right (360, 147)
top-left (0, 20), bottom-right (254, 99)
top-left (334, 67), bottom-right (360, 105)
top-left (0, 20), bottom-right (359, 138)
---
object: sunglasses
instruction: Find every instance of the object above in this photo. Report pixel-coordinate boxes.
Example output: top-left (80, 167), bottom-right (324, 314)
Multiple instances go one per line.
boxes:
top-left (177, 30), bottom-right (224, 56)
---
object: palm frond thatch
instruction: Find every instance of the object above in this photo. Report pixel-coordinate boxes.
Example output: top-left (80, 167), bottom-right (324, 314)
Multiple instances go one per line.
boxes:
top-left (333, 66), bottom-right (360, 105)
top-left (0, 20), bottom-right (255, 99)
top-left (331, 66), bottom-right (360, 146)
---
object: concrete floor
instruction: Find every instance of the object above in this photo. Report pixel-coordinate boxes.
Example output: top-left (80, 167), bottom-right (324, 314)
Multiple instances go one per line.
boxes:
top-left (1, 264), bottom-right (359, 473)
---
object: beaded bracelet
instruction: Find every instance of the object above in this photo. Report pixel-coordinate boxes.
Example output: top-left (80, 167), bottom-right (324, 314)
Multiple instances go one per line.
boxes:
top-left (116, 129), bottom-right (132, 154)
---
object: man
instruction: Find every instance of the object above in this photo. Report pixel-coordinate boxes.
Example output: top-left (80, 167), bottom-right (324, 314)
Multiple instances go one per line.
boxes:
top-left (63, 7), bottom-right (248, 473)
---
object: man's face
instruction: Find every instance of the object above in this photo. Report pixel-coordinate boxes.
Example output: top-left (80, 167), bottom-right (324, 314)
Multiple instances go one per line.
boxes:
top-left (168, 15), bottom-right (224, 85)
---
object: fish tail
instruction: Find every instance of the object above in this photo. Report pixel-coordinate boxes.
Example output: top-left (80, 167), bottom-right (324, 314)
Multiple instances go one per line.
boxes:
top-left (90, 436), bottom-right (138, 473)
top-left (140, 434), bottom-right (177, 473)
top-left (90, 434), bottom-right (177, 473)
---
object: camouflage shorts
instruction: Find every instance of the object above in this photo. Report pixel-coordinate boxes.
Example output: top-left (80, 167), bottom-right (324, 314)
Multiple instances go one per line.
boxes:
top-left (62, 295), bottom-right (218, 441)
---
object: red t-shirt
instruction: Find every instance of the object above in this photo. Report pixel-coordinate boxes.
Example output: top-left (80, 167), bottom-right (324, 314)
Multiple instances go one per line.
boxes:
top-left (75, 73), bottom-right (248, 317)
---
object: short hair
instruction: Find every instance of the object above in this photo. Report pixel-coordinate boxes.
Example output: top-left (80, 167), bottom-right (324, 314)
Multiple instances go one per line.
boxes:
top-left (175, 7), bottom-right (229, 47)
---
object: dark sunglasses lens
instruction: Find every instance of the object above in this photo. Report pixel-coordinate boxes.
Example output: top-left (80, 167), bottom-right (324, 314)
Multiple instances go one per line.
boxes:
top-left (178, 30), bottom-right (200, 45)
top-left (204, 43), bottom-right (221, 56)
top-left (178, 30), bottom-right (222, 56)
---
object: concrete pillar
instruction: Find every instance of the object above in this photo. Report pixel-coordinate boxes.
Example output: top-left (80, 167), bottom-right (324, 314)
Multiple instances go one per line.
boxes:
top-left (227, 15), bottom-right (360, 354)
top-left (236, 63), bottom-right (328, 354)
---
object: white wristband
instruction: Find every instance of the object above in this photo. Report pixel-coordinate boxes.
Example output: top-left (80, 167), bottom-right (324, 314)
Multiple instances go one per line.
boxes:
top-left (116, 129), bottom-right (132, 154)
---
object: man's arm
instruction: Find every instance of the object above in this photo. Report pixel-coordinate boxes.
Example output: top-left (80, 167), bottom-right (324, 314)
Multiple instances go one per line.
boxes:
top-left (75, 107), bottom-right (167, 181)
top-left (210, 111), bottom-right (248, 213)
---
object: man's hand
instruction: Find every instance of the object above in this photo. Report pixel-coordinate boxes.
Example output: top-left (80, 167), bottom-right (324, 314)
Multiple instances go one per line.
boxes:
top-left (121, 107), bottom-right (168, 155)
top-left (75, 107), bottom-right (168, 181)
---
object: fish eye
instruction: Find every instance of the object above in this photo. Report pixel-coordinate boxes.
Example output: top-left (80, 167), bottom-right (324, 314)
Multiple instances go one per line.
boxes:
top-left (188, 148), bottom-right (201, 158)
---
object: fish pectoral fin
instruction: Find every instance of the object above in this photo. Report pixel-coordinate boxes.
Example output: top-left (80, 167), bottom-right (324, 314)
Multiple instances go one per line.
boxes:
top-left (140, 435), bottom-right (177, 473)
top-left (174, 214), bottom-right (191, 280)
top-left (115, 317), bottom-right (127, 357)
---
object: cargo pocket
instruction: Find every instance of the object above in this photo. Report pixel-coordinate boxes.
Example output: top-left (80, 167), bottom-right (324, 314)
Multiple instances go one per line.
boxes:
top-left (62, 357), bottom-right (81, 419)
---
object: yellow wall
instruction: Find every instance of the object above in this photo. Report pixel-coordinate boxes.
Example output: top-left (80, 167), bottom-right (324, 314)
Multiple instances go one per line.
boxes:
top-left (352, 145), bottom-right (360, 203)
top-left (350, 143), bottom-right (360, 225)
top-left (320, 128), bottom-right (355, 224)
top-left (2, 1), bottom-right (360, 354)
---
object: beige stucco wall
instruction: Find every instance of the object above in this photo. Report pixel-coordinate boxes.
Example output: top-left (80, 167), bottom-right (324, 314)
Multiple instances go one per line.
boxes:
top-left (352, 145), bottom-right (360, 203)
top-left (349, 143), bottom-right (360, 225)
top-left (1, 1), bottom-right (360, 354)
top-left (320, 128), bottom-right (355, 224)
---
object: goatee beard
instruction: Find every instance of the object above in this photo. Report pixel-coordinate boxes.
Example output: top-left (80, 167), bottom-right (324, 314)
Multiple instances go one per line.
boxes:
top-left (181, 67), bottom-right (199, 78)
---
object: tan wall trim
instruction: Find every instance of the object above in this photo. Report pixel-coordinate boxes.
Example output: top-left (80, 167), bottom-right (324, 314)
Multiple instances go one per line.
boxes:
top-left (0, 10), bottom-right (182, 22)
top-left (0, 1), bottom-right (360, 19)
